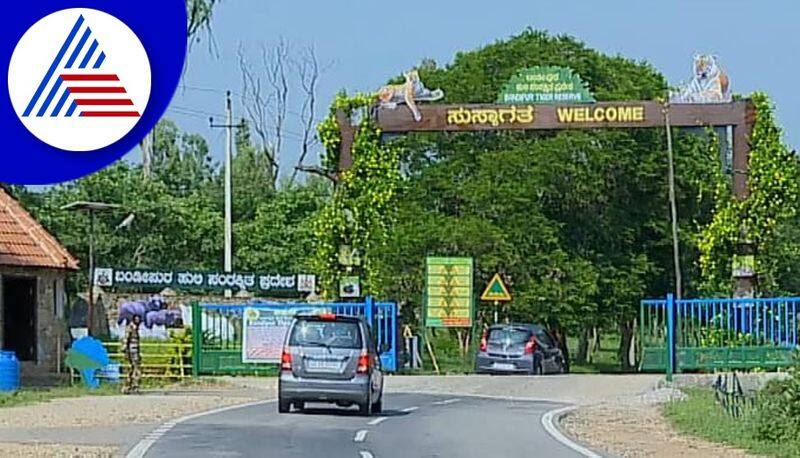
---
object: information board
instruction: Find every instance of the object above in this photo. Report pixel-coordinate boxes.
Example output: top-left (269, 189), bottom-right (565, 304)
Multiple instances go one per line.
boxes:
top-left (425, 257), bottom-right (474, 328)
top-left (242, 305), bottom-right (327, 363)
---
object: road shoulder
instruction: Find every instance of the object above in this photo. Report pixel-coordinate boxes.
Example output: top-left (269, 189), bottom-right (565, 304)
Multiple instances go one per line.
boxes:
top-left (559, 388), bottom-right (755, 457)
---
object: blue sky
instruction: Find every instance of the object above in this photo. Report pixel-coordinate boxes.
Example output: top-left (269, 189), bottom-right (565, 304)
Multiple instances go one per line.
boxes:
top-left (156, 0), bottom-right (799, 173)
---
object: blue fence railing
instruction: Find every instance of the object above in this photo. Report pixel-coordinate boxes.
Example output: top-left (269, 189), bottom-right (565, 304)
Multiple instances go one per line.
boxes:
top-left (641, 295), bottom-right (800, 377)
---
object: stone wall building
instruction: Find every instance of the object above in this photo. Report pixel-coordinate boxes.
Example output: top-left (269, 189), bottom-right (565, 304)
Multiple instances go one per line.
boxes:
top-left (0, 187), bottom-right (78, 371)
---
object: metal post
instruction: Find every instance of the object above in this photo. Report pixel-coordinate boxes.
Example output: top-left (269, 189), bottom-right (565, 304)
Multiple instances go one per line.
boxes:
top-left (191, 302), bottom-right (201, 378)
top-left (209, 93), bottom-right (242, 298)
top-left (224, 92), bottom-right (233, 297)
top-left (666, 293), bottom-right (676, 382)
top-left (87, 211), bottom-right (95, 336)
top-left (493, 300), bottom-right (499, 324)
top-left (664, 104), bottom-right (682, 301)
top-left (365, 296), bottom-right (374, 331)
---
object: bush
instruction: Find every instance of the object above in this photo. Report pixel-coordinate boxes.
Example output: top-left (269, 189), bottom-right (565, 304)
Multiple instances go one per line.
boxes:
top-left (751, 369), bottom-right (800, 442)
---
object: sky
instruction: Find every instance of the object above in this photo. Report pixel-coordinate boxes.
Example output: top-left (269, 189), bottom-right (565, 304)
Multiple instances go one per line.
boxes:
top-left (154, 0), bottom-right (799, 174)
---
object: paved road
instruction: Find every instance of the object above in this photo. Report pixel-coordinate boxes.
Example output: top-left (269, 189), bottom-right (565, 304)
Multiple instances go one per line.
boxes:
top-left (143, 393), bottom-right (584, 458)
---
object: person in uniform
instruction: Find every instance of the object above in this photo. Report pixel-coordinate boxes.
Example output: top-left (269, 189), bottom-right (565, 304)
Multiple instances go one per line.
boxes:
top-left (123, 314), bottom-right (142, 394)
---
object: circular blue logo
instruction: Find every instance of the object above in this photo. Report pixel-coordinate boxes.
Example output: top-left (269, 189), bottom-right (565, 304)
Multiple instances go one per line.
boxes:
top-left (2, 1), bottom-right (186, 184)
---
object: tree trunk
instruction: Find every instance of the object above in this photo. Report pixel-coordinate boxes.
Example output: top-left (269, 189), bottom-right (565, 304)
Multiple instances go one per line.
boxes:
top-left (548, 322), bottom-right (570, 371)
top-left (618, 320), bottom-right (635, 371)
top-left (576, 327), bottom-right (590, 364)
top-left (587, 327), bottom-right (599, 364)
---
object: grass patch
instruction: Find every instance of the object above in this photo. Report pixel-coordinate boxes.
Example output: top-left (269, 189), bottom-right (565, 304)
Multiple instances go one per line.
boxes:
top-left (0, 384), bottom-right (119, 409)
top-left (663, 388), bottom-right (800, 457)
top-left (568, 333), bottom-right (627, 374)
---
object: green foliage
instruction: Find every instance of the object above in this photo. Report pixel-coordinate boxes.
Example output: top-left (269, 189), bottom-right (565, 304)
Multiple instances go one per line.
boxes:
top-left (313, 93), bottom-right (401, 297)
top-left (186, 0), bottom-right (222, 40)
top-left (698, 94), bottom-right (800, 295)
top-left (21, 119), bottom-right (326, 297)
top-left (751, 369), bottom-right (800, 443)
top-left (665, 388), bottom-right (800, 457)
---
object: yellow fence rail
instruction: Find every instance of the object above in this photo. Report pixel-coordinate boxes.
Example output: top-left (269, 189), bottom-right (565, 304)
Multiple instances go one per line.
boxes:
top-left (69, 341), bottom-right (193, 383)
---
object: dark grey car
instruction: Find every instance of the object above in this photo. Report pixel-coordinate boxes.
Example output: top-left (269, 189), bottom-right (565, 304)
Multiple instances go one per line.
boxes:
top-left (475, 324), bottom-right (567, 375)
top-left (278, 314), bottom-right (384, 416)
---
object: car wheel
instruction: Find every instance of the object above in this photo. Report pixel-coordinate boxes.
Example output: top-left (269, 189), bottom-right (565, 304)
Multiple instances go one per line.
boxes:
top-left (359, 390), bottom-right (373, 416)
top-left (373, 397), bottom-right (383, 414)
top-left (278, 399), bottom-right (291, 414)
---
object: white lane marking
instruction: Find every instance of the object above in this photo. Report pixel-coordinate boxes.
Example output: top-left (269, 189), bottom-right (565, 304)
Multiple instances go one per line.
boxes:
top-left (354, 429), bottom-right (369, 443)
top-left (432, 398), bottom-right (461, 405)
top-left (400, 406), bottom-right (418, 413)
top-left (541, 406), bottom-right (601, 458)
top-left (359, 451), bottom-right (374, 458)
top-left (125, 398), bottom-right (276, 458)
top-left (368, 416), bottom-right (388, 426)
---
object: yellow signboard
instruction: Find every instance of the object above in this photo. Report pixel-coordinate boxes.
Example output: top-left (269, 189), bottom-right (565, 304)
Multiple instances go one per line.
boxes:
top-left (425, 257), bottom-right (474, 328)
top-left (480, 273), bottom-right (512, 302)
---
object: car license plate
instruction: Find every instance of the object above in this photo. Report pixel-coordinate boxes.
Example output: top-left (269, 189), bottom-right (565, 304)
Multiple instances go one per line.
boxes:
top-left (307, 360), bottom-right (339, 370)
top-left (493, 363), bottom-right (515, 370)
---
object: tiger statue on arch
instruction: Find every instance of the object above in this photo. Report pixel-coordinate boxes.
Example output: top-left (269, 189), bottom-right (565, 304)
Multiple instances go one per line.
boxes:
top-left (671, 54), bottom-right (731, 104)
top-left (378, 70), bottom-right (443, 122)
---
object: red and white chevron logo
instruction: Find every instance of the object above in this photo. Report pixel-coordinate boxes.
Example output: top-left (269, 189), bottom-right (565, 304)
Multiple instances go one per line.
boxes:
top-left (8, 8), bottom-right (151, 151)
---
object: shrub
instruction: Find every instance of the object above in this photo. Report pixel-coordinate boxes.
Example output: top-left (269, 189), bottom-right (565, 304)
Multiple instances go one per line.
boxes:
top-left (750, 368), bottom-right (800, 443)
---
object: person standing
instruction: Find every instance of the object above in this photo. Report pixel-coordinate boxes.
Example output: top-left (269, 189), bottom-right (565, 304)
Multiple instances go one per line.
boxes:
top-left (123, 314), bottom-right (142, 394)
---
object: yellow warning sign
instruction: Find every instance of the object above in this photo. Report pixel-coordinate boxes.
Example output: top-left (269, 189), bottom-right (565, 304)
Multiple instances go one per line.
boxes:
top-left (480, 273), bottom-right (511, 302)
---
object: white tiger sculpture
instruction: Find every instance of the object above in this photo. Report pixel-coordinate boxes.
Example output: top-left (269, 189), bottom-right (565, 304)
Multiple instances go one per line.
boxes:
top-left (671, 54), bottom-right (731, 104)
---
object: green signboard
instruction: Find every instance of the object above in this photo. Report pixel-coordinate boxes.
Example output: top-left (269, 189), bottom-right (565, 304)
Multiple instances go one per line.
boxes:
top-left (93, 267), bottom-right (316, 296)
top-left (498, 66), bottom-right (595, 104)
top-left (425, 257), bottom-right (474, 328)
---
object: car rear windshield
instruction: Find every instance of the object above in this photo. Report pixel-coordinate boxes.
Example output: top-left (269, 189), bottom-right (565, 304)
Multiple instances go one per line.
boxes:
top-left (289, 319), bottom-right (363, 349)
top-left (488, 327), bottom-right (531, 344)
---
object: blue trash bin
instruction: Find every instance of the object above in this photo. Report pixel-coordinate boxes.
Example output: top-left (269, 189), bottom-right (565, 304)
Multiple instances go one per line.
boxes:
top-left (0, 351), bottom-right (21, 392)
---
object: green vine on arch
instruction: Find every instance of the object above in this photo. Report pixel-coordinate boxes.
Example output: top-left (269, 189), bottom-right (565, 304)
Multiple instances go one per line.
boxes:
top-left (697, 93), bottom-right (800, 295)
top-left (312, 93), bottom-right (402, 298)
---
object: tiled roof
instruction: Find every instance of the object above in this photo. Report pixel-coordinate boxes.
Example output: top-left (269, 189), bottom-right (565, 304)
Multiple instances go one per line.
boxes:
top-left (0, 187), bottom-right (79, 270)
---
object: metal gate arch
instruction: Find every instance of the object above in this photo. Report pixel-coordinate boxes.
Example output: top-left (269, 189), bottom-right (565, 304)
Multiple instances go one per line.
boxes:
top-left (191, 297), bottom-right (398, 376)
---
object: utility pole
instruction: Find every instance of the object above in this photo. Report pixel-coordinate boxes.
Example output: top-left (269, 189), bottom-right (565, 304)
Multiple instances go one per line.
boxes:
top-left (663, 102), bottom-right (683, 300)
top-left (210, 92), bottom-right (242, 297)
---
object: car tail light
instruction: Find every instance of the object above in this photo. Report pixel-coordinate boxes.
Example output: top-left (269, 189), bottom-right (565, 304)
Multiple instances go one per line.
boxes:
top-left (318, 313), bottom-right (337, 321)
top-left (479, 330), bottom-right (488, 352)
top-left (281, 347), bottom-right (292, 371)
top-left (357, 350), bottom-right (370, 374)
top-left (524, 336), bottom-right (537, 354)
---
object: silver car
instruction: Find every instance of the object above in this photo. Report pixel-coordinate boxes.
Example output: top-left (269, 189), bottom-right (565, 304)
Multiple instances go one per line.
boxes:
top-left (278, 313), bottom-right (384, 415)
top-left (475, 324), bottom-right (567, 375)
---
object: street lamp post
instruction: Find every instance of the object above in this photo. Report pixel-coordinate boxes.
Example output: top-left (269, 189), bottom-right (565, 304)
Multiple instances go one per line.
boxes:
top-left (61, 201), bottom-right (126, 336)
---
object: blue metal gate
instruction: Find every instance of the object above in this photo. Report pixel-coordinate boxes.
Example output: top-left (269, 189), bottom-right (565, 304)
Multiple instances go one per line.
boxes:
top-left (192, 297), bottom-right (398, 375)
top-left (641, 294), bottom-right (800, 377)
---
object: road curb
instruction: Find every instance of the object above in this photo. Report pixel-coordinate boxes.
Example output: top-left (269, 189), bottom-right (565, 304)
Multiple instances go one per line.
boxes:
top-left (541, 406), bottom-right (602, 458)
top-left (124, 398), bottom-right (276, 458)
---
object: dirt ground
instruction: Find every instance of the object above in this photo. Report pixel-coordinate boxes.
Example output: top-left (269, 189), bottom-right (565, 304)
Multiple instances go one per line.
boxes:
top-left (0, 443), bottom-right (117, 458)
top-left (561, 397), bottom-right (753, 458)
top-left (0, 381), bottom-right (266, 457)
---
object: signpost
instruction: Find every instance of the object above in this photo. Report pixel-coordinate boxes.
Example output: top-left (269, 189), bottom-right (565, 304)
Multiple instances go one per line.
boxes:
top-left (480, 273), bottom-right (512, 323)
top-left (424, 257), bottom-right (474, 328)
